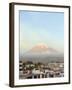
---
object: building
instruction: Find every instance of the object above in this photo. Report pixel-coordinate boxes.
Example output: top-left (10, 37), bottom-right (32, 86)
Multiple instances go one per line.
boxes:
top-left (19, 61), bottom-right (23, 77)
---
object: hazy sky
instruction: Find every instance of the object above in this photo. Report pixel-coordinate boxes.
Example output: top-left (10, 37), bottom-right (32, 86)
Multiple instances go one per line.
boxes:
top-left (19, 10), bottom-right (64, 54)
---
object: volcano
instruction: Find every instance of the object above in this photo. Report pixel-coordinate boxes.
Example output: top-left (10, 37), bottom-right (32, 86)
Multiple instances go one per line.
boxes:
top-left (20, 43), bottom-right (64, 63)
top-left (28, 43), bottom-right (57, 54)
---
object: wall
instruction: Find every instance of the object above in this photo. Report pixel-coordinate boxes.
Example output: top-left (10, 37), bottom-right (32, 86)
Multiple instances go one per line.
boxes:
top-left (0, 0), bottom-right (72, 90)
